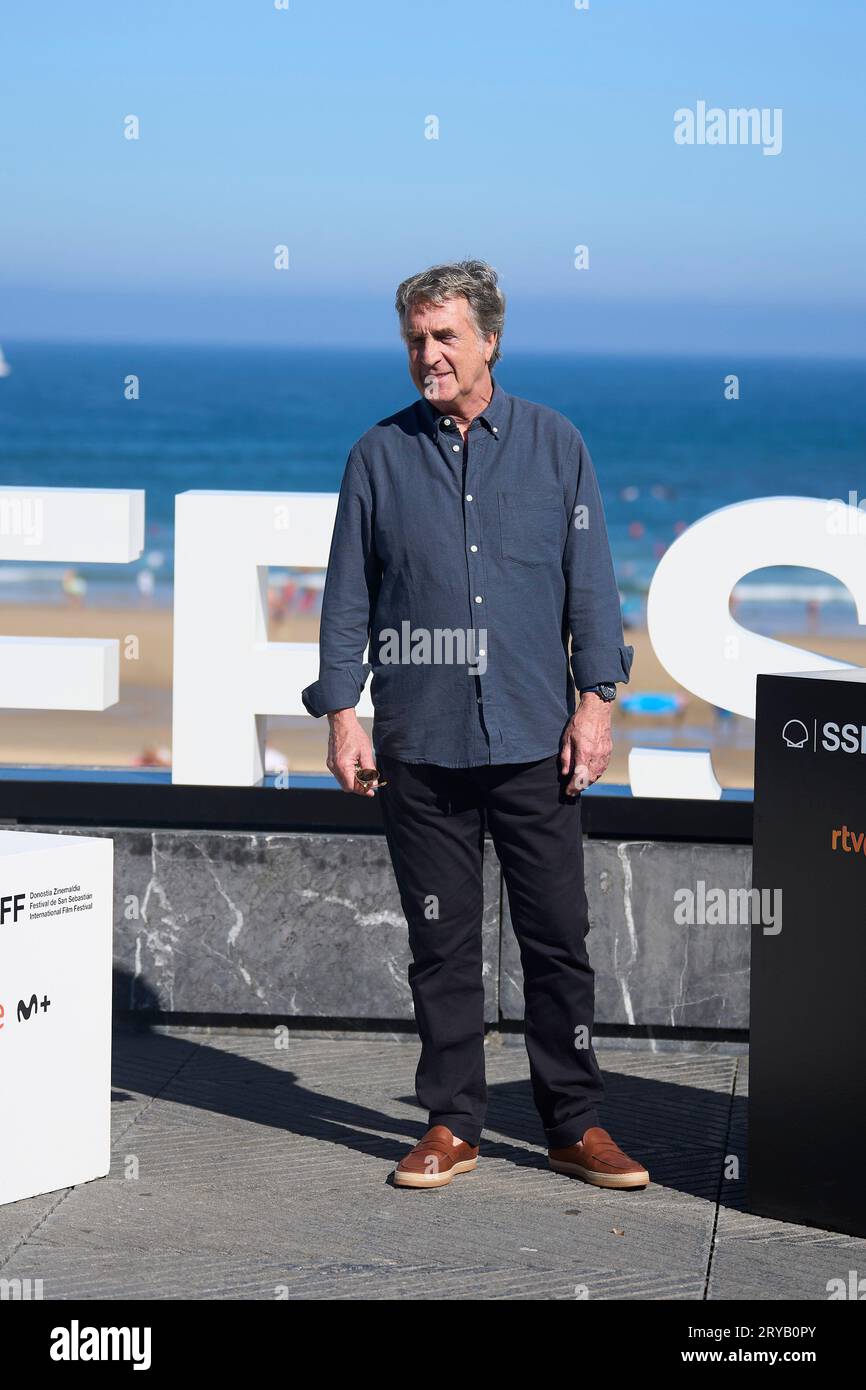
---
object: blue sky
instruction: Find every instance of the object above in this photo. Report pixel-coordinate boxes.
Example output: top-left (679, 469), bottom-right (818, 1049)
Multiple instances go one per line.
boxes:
top-left (2, 0), bottom-right (863, 353)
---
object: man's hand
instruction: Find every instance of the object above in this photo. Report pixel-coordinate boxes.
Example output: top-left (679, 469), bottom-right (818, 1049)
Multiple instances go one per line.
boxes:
top-left (327, 708), bottom-right (377, 795)
top-left (560, 692), bottom-right (613, 794)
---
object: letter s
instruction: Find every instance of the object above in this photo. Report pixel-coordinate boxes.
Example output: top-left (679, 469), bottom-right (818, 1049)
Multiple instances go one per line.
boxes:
top-left (841, 723), bottom-right (860, 753)
top-left (822, 722), bottom-right (841, 751)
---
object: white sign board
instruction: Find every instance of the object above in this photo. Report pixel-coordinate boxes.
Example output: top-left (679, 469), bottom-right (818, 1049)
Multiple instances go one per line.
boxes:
top-left (0, 831), bottom-right (113, 1206)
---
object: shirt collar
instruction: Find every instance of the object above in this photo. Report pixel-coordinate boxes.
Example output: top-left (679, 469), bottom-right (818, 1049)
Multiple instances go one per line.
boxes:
top-left (418, 374), bottom-right (507, 441)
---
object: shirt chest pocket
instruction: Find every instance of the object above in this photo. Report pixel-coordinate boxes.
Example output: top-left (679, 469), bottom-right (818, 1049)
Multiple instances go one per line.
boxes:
top-left (497, 490), bottom-right (563, 566)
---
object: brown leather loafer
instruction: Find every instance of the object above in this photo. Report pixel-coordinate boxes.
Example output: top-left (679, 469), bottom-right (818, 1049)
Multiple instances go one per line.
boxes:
top-left (548, 1126), bottom-right (650, 1189)
top-left (393, 1125), bottom-right (480, 1189)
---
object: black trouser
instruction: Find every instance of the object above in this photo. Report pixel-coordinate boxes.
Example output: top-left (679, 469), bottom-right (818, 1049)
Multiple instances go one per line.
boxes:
top-left (376, 753), bottom-right (604, 1149)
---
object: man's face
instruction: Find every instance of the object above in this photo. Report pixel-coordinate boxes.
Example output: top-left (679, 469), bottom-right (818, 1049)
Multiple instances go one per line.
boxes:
top-left (403, 296), bottom-right (496, 406)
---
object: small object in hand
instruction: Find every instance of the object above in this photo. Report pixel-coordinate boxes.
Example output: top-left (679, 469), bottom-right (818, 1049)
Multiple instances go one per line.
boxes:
top-left (354, 764), bottom-right (388, 789)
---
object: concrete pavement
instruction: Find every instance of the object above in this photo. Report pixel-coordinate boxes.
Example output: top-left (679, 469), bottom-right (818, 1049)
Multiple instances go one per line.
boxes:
top-left (0, 1028), bottom-right (862, 1301)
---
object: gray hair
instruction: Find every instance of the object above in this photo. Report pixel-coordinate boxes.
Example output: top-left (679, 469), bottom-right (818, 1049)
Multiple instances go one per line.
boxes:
top-left (394, 259), bottom-right (506, 367)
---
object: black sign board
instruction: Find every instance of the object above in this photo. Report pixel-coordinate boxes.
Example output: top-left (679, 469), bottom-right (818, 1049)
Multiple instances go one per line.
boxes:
top-left (750, 668), bottom-right (866, 1236)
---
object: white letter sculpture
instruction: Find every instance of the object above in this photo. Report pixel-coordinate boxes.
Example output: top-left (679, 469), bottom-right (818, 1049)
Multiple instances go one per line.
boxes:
top-left (632, 496), bottom-right (866, 797)
top-left (0, 487), bottom-right (144, 711)
top-left (171, 490), bottom-right (372, 785)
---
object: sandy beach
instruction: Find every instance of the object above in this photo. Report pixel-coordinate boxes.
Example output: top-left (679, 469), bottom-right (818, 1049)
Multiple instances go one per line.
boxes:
top-left (1, 600), bottom-right (863, 788)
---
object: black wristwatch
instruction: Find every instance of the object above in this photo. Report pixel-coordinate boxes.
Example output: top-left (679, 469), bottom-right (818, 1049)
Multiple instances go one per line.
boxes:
top-left (580, 683), bottom-right (617, 702)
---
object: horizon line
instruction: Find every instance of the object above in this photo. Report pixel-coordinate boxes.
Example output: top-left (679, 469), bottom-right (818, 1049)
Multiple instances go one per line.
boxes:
top-left (2, 338), bottom-right (865, 364)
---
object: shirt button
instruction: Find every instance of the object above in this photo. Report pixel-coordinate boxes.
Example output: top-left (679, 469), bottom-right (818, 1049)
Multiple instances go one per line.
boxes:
top-left (470, 544), bottom-right (478, 552)
top-left (474, 595), bottom-right (483, 603)
top-left (478, 648), bottom-right (486, 657)
top-left (492, 426), bottom-right (498, 433)
top-left (476, 696), bottom-right (483, 704)
top-left (443, 418), bottom-right (451, 426)
top-left (465, 494), bottom-right (473, 501)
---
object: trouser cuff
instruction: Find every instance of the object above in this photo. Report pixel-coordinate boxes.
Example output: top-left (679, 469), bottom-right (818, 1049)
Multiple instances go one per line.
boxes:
top-left (545, 1108), bottom-right (601, 1149)
top-left (428, 1114), bottom-right (483, 1147)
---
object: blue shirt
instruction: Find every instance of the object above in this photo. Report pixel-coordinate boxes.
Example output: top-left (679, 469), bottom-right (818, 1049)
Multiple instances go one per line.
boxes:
top-left (301, 376), bottom-right (634, 767)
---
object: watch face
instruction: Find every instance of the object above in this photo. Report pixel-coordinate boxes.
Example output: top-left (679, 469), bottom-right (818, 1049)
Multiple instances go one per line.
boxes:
top-left (599, 683), bottom-right (617, 701)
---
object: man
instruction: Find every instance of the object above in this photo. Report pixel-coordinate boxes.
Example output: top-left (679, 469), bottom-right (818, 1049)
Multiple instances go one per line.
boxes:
top-left (302, 259), bottom-right (649, 1192)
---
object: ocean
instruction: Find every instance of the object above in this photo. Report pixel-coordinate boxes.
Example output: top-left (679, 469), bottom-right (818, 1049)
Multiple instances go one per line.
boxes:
top-left (1, 342), bottom-right (864, 633)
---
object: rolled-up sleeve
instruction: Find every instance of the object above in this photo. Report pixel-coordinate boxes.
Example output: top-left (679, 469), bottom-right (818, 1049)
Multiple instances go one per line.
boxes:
top-left (564, 432), bottom-right (634, 690)
top-left (301, 447), bottom-right (380, 718)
